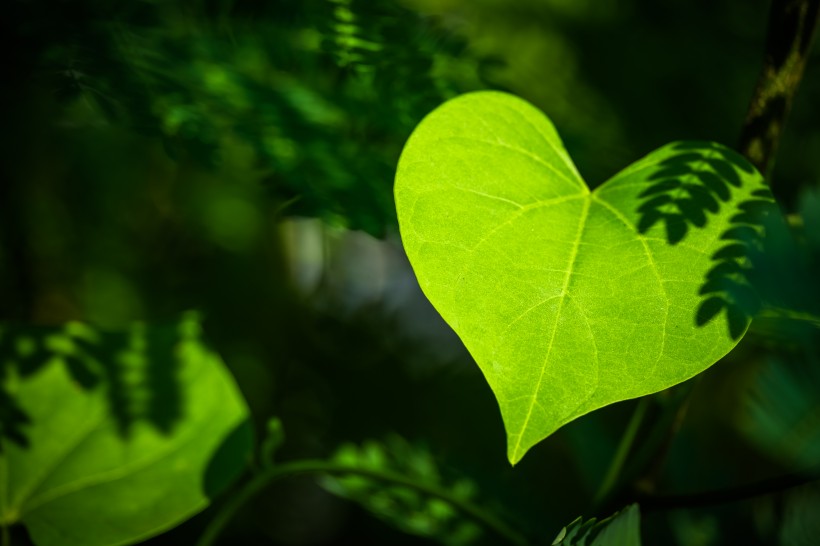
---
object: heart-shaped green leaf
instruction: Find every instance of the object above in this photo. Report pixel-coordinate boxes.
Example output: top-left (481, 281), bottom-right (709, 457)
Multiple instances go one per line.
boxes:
top-left (395, 91), bottom-right (773, 464)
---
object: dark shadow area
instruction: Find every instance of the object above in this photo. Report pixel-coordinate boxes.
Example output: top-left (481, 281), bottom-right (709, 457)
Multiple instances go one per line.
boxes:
top-left (0, 382), bottom-right (30, 449)
top-left (0, 316), bottom-right (198, 449)
top-left (636, 141), bottom-right (754, 245)
top-left (696, 189), bottom-right (779, 340)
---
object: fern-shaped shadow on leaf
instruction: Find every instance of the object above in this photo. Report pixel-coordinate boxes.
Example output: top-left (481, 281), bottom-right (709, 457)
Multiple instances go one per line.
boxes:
top-left (637, 142), bottom-right (754, 245)
top-left (0, 314), bottom-right (207, 449)
top-left (696, 189), bottom-right (778, 340)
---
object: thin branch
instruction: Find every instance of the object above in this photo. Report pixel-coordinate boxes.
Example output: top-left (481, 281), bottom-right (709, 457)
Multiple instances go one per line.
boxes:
top-left (196, 460), bottom-right (530, 546)
top-left (639, 463), bottom-right (820, 512)
top-left (739, 0), bottom-right (820, 177)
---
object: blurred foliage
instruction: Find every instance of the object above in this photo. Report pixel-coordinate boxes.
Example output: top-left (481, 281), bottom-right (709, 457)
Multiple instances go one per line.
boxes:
top-left (8, 0), bottom-right (487, 237)
top-left (322, 436), bottom-right (482, 545)
top-left (2, 0), bottom-right (820, 544)
top-left (738, 353), bottom-right (820, 470)
top-left (779, 482), bottom-right (820, 546)
top-left (748, 188), bottom-right (820, 332)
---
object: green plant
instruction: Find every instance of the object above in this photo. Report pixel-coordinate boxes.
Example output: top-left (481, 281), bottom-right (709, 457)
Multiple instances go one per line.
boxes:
top-left (395, 90), bottom-right (775, 464)
top-left (3, 0), bottom-right (820, 545)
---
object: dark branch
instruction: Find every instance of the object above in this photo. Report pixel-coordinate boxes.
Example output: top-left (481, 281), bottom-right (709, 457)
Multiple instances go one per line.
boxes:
top-left (639, 463), bottom-right (820, 512)
top-left (738, 0), bottom-right (820, 178)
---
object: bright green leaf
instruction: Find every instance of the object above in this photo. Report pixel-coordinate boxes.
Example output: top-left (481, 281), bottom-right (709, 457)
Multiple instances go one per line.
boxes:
top-left (395, 91), bottom-right (773, 464)
top-left (0, 315), bottom-right (251, 546)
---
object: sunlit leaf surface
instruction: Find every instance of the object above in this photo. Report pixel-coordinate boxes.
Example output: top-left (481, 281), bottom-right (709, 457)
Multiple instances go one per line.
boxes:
top-left (395, 91), bottom-right (774, 463)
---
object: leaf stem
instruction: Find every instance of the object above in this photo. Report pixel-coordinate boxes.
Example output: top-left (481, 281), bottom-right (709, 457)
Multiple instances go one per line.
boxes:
top-left (196, 460), bottom-right (529, 546)
top-left (594, 382), bottom-right (696, 516)
top-left (593, 398), bottom-right (649, 506)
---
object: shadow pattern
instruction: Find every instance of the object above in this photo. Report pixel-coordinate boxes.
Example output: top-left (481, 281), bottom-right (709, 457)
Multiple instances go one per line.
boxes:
top-left (696, 189), bottom-right (779, 340)
top-left (0, 314), bottom-right (200, 450)
top-left (633, 141), bottom-right (779, 340)
top-left (637, 141), bottom-right (755, 245)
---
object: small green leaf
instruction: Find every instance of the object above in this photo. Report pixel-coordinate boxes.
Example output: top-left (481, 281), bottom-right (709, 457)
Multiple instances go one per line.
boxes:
top-left (552, 504), bottom-right (641, 546)
top-left (0, 315), bottom-right (251, 546)
top-left (395, 91), bottom-right (773, 464)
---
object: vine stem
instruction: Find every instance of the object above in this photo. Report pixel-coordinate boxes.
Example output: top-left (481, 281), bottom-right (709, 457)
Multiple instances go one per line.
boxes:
top-left (639, 462), bottom-right (820, 512)
top-left (593, 398), bottom-right (649, 506)
top-left (196, 460), bottom-right (529, 546)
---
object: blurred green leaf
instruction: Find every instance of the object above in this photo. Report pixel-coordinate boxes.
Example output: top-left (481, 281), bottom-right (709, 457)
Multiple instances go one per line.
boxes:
top-left (0, 314), bottom-right (251, 546)
top-left (552, 504), bottom-right (641, 546)
top-left (745, 186), bottom-right (820, 340)
top-left (323, 435), bottom-right (481, 545)
top-left (738, 355), bottom-right (820, 470)
top-left (780, 482), bottom-right (820, 546)
top-left (395, 91), bottom-right (772, 463)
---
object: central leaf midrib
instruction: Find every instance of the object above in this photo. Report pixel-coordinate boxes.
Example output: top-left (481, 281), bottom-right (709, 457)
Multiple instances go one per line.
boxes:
top-left (511, 197), bottom-right (592, 461)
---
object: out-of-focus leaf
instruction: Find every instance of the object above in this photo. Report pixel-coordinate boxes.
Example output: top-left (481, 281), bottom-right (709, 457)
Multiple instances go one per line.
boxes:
top-left (552, 504), bottom-right (641, 546)
top-left (395, 91), bottom-right (773, 463)
top-left (322, 435), bottom-right (481, 545)
top-left (779, 482), bottom-right (820, 546)
top-left (738, 355), bottom-right (820, 470)
top-left (668, 511), bottom-right (719, 546)
top-left (0, 313), bottom-right (251, 546)
top-left (743, 187), bottom-right (820, 343)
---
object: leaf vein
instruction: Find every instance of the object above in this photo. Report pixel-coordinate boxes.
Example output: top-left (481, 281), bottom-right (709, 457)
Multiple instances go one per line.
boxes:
top-left (511, 198), bottom-right (591, 461)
